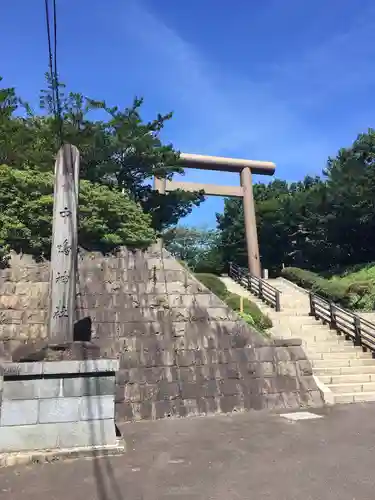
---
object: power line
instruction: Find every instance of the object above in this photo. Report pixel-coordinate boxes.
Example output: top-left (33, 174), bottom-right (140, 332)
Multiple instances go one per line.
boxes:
top-left (53, 0), bottom-right (63, 143)
top-left (44, 0), bottom-right (63, 144)
top-left (44, 0), bottom-right (56, 115)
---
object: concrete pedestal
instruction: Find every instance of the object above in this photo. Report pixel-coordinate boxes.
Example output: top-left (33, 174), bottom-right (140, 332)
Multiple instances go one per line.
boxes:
top-left (0, 359), bottom-right (123, 462)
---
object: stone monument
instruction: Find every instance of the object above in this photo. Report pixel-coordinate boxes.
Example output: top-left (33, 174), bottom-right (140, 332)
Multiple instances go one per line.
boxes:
top-left (48, 144), bottom-right (79, 345)
top-left (0, 145), bottom-right (123, 467)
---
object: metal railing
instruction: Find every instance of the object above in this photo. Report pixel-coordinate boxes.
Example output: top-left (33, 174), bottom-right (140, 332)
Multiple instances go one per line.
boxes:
top-left (309, 292), bottom-right (375, 352)
top-left (229, 262), bottom-right (281, 311)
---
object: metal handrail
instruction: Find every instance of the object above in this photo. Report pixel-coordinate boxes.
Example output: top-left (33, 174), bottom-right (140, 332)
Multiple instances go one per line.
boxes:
top-left (228, 262), bottom-right (281, 311)
top-left (309, 292), bottom-right (375, 352)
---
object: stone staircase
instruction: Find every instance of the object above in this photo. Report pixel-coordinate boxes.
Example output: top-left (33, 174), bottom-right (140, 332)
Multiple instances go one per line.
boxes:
top-left (221, 276), bottom-right (375, 404)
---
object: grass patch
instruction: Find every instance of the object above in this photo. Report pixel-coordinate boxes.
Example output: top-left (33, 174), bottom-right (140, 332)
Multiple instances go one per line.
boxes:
top-left (225, 292), bottom-right (273, 332)
top-left (194, 273), bottom-right (272, 333)
top-left (194, 273), bottom-right (229, 301)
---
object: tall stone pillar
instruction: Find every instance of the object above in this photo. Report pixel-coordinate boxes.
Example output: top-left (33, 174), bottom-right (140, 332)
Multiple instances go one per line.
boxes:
top-left (48, 144), bottom-right (80, 344)
top-left (240, 167), bottom-right (261, 277)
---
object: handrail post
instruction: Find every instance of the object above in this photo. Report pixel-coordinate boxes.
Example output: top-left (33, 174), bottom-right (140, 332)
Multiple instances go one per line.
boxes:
top-left (309, 292), bottom-right (315, 317)
top-left (259, 279), bottom-right (263, 300)
top-left (275, 290), bottom-right (281, 312)
top-left (248, 273), bottom-right (252, 293)
top-left (354, 316), bottom-right (361, 346)
top-left (229, 262), bottom-right (232, 278)
top-left (329, 302), bottom-right (335, 329)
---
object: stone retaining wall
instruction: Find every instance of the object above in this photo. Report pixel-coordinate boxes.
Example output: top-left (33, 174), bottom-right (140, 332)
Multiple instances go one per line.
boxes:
top-left (0, 245), bottom-right (324, 421)
top-left (116, 338), bottom-right (321, 420)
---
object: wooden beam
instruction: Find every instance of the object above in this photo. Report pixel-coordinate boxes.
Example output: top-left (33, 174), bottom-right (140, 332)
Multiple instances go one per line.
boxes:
top-left (179, 153), bottom-right (275, 175)
top-left (165, 180), bottom-right (244, 198)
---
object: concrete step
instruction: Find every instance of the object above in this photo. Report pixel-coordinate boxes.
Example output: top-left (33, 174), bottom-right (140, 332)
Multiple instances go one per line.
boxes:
top-left (312, 358), bottom-right (375, 368)
top-left (308, 351), bottom-right (371, 360)
top-left (295, 330), bottom-right (349, 338)
top-left (273, 327), bottom-right (333, 334)
top-left (270, 315), bottom-right (322, 322)
top-left (298, 323), bottom-right (329, 330)
top-left (285, 334), bottom-right (352, 343)
top-left (304, 340), bottom-right (355, 349)
top-left (275, 326), bottom-right (330, 334)
top-left (333, 392), bottom-right (375, 404)
top-left (273, 331), bottom-right (351, 342)
top-left (329, 382), bottom-right (375, 393)
top-left (277, 336), bottom-right (338, 344)
top-left (314, 365), bottom-right (375, 376)
top-left (319, 373), bottom-right (375, 384)
top-left (270, 319), bottom-right (325, 329)
top-left (278, 298), bottom-right (310, 304)
top-left (307, 345), bottom-right (364, 354)
top-left (267, 311), bottom-right (309, 317)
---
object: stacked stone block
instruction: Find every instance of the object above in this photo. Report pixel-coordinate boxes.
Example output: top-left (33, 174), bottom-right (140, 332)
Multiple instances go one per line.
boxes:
top-left (0, 359), bottom-right (118, 453)
top-left (0, 245), bottom-right (324, 421)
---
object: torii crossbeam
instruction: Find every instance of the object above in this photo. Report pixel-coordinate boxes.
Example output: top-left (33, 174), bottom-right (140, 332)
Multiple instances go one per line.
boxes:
top-left (154, 153), bottom-right (276, 278)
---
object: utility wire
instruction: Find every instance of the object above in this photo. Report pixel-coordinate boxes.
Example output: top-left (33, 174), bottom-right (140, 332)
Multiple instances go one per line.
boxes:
top-left (44, 0), bottom-right (63, 145)
top-left (53, 0), bottom-right (63, 143)
top-left (44, 0), bottom-right (56, 115)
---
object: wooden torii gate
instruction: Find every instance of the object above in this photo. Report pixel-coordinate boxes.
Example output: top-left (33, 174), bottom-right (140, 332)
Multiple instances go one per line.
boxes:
top-left (154, 153), bottom-right (276, 278)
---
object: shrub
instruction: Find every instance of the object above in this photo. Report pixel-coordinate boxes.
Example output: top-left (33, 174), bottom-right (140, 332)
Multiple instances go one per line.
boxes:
top-left (346, 280), bottom-right (373, 296)
top-left (194, 273), bottom-right (229, 300)
top-left (0, 244), bottom-right (10, 268)
top-left (225, 293), bottom-right (273, 331)
top-left (281, 267), bottom-right (319, 288)
top-left (281, 267), bottom-right (349, 304)
top-left (194, 274), bottom-right (272, 332)
top-left (237, 311), bottom-right (255, 326)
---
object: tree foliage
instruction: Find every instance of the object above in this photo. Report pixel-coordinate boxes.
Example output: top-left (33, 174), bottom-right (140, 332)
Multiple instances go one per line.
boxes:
top-left (0, 74), bottom-right (204, 261)
top-left (217, 130), bottom-right (375, 274)
top-left (0, 164), bottom-right (155, 258)
top-left (163, 225), bottom-right (224, 273)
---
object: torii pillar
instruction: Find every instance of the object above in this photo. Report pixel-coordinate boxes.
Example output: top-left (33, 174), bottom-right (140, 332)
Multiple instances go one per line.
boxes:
top-left (154, 153), bottom-right (276, 278)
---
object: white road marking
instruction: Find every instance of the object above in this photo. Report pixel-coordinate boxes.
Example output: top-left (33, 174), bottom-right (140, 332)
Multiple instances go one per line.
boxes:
top-left (280, 411), bottom-right (324, 421)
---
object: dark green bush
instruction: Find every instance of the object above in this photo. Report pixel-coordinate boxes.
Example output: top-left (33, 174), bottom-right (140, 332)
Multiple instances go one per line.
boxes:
top-left (225, 293), bottom-right (273, 331)
top-left (194, 273), bottom-right (228, 300)
top-left (346, 280), bottom-right (373, 296)
top-left (281, 267), bottom-right (318, 288)
top-left (281, 267), bottom-right (349, 304)
top-left (193, 249), bottom-right (225, 275)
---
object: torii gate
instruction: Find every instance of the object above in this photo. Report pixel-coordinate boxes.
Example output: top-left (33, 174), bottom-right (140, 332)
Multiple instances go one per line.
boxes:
top-left (154, 153), bottom-right (275, 278)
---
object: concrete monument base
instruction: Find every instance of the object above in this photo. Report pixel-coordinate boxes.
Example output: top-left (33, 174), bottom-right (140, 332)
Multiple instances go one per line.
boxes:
top-left (0, 358), bottom-right (125, 464)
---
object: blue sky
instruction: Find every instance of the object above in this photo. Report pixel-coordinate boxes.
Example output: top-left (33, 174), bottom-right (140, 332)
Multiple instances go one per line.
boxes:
top-left (2, 0), bottom-right (375, 227)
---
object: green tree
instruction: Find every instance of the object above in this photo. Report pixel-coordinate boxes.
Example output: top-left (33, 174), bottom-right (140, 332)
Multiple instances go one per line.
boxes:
top-left (216, 130), bottom-right (375, 275)
top-left (217, 177), bottom-right (329, 274)
top-left (323, 131), bottom-right (375, 268)
top-left (163, 225), bottom-right (223, 273)
top-left (0, 75), bottom-right (204, 234)
top-left (0, 164), bottom-right (155, 258)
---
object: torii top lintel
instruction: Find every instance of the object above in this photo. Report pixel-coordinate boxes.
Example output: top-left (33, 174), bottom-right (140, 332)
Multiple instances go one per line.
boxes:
top-left (179, 153), bottom-right (275, 176)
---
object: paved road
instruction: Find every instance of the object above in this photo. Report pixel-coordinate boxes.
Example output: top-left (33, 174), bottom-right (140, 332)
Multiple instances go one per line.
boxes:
top-left (1, 404), bottom-right (375, 500)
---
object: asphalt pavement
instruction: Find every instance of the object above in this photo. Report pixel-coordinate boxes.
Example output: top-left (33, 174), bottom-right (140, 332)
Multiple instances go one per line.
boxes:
top-left (1, 403), bottom-right (375, 500)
